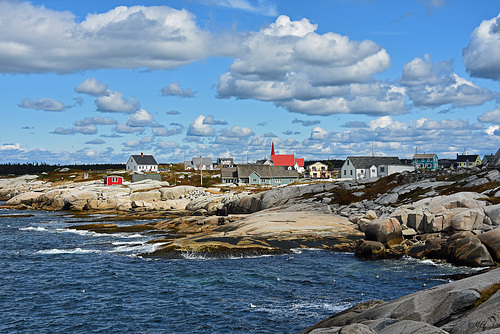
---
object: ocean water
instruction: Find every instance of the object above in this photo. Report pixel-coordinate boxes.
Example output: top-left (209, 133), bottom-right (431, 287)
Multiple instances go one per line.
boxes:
top-left (0, 208), bottom-right (478, 333)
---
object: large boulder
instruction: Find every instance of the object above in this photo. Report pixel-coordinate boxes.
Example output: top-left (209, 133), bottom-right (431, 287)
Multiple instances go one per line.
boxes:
top-left (448, 234), bottom-right (495, 267)
top-left (355, 241), bottom-right (386, 259)
top-left (477, 228), bottom-right (500, 261)
top-left (159, 186), bottom-right (199, 200)
top-left (130, 189), bottom-right (161, 202)
top-left (365, 218), bottom-right (403, 247)
top-left (63, 190), bottom-right (98, 211)
top-left (450, 208), bottom-right (486, 231)
top-left (5, 191), bottom-right (43, 206)
top-left (484, 204), bottom-right (500, 226)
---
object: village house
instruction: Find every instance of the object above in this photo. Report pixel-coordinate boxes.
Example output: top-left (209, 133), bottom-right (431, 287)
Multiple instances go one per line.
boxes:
top-left (126, 153), bottom-right (158, 172)
top-left (185, 157), bottom-right (213, 170)
top-left (221, 164), bottom-right (298, 186)
top-left (216, 158), bottom-right (234, 168)
top-left (412, 153), bottom-right (439, 170)
top-left (304, 162), bottom-right (331, 179)
top-left (341, 156), bottom-right (413, 180)
top-left (269, 142), bottom-right (304, 173)
top-left (456, 154), bottom-right (482, 168)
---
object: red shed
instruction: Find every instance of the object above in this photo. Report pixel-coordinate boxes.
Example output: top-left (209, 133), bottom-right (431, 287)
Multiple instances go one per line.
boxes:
top-left (104, 175), bottom-right (123, 186)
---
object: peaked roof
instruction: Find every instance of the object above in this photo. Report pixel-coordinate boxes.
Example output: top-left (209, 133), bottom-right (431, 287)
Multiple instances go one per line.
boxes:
top-left (347, 156), bottom-right (402, 169)
top-left (237, 164), bottom-right (298, 178)
top-left (413, 154), bottom-right (437, 159)
top-left (131, 154), bottom-right (158, 165)
top-left (271, 154), bottom-right (295, 166)
top-left (456, 154), bottom-right (480, 162)
top-left (192, 157), bottom-right (213, 165)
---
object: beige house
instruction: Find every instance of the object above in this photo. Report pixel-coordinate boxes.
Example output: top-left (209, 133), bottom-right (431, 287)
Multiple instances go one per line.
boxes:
top-left (305, 162), bottom-right (331, 179)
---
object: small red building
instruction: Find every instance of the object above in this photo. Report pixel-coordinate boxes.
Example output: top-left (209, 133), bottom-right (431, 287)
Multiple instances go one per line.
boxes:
top-left (104, 175), bottom-right (123, 186)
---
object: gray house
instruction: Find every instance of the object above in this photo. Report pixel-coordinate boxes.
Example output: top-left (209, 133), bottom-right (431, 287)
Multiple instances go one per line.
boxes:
top-left (221, 164), bottom-right (298, 186)
top-left (341, 156), bottom-right (413, 180)
top-left (216, 158), bottom-right (234, 168)
top-left (185, 157), bottom-right (213, 170)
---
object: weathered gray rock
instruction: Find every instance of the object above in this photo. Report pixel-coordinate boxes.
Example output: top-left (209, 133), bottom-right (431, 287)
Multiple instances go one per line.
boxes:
top-left (375, 319), bottom-right (448, 334)
top-left (365, 218), bottom-right (403, 247)
top-left (450, 289), bottom-right (500, 334)
top-left (486, 169), bottom-right (500, 182)
top-left (484, 204), bottom-right (500, 226)
top-left (63, 190), bottom-right (98, 210)
top-left (159, 186), bottom-right (199, 200)
top-left (477, 228), bottom-right (500, 261)
top-left (303, 267), bottom-right (500, 334)
top-left (450, 208), bottom-right (485, 231)
top-left (448, 235), bottom-right (495, 267)
top-left (355, 241), bottom-right (386, 259)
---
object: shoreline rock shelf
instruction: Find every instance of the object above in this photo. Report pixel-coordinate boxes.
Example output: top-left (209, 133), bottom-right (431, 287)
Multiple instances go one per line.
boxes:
top-left (301, 267), bottom-right (500, 334)
top-left (1, 166), bottom-right (500, 267)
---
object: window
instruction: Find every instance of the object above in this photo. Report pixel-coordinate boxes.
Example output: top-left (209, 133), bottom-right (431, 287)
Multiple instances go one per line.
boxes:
top-left (350, 170), bottom-right (353, 175)
top-left (360, 170), bottom-right (364, 174)
top-left (380, 166), bottom-right (385, 173)
top-left (344, 170), bottom-right (346, 175)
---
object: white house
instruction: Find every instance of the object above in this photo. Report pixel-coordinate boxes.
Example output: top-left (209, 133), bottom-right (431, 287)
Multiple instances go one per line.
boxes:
top-left (126, 153), bottom-right (158, 172)
top-left (341, 156), bottom-right (413, 180)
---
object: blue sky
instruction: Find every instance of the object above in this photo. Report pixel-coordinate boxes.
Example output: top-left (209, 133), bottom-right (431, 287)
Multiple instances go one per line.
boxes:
top-left (1, 0), bottom-right (500, 164)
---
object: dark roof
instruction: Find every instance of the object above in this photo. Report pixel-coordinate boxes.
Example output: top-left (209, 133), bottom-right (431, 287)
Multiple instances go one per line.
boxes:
top-left (347, 156), bottom-right (402, 169)
top-left (131, 154), bottom-right (158, 165)
top-left (221, 167), bottom-right (237, 178)
top-left (192, 157), bottom-right (213, 166)
top-left (237, 164), bottom-right (298, 178)
top-left (456, 154), bottom-right (480, 163)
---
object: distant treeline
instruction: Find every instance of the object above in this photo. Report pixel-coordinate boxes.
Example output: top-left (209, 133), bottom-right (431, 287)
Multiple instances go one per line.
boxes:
top-left (0, 163), bottom-right (125, 176)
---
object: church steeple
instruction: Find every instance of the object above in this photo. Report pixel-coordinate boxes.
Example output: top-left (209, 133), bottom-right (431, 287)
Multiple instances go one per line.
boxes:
top-left (271, 142), bottom-right (275, 156)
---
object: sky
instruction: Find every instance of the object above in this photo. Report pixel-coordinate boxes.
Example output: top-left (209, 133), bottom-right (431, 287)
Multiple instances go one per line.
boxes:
top-left (1, 0), bottom-right (500, 165)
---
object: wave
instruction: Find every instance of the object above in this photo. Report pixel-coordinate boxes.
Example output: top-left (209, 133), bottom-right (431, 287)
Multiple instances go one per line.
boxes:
top-left (20, 226), bottom-right (47, 232)
top-left (38, 248), bottom-right (102, 255)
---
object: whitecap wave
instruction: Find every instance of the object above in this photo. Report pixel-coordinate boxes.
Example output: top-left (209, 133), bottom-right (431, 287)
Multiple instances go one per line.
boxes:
top-left (20, 226), bottom-right (47, 231)
top-left (38, 248), bottom-right (102, 255)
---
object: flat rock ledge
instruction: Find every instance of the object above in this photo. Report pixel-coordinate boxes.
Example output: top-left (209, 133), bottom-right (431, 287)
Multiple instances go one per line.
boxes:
top-left (301, 267), bottom-right (500, 334)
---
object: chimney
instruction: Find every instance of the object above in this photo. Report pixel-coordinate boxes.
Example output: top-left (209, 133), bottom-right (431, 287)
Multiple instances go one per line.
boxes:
top-left (271, 142), bottom-right (275, 156)
top-left (141, 152), bottom-right (143, 156)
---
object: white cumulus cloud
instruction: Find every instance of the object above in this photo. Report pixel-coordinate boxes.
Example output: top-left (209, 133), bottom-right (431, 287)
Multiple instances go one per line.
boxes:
top-left (0, 2), bottom-right (212, 73)
top-left (160, 82), bottom-right (194, 97)
top-left (75, 78), bottom-right (109, 96)
top-left (186, 115), bottom-right (215, 137)
top-left (96, 91), bottom-right (139, 113)
top-left (463, 13), bottom-right (500, 80)
top-left (18, 98), bottom-right (68, 111)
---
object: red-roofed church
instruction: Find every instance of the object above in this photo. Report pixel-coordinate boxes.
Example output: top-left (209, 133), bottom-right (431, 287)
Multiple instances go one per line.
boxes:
top-left (270, 142), bottom-right (304, 173)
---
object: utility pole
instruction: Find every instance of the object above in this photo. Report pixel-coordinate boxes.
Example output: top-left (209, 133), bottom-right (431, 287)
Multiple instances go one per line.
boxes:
top-left (200, 155), bottom-right (203, 186)
top-left (372, 140), bottom-right (375, 157)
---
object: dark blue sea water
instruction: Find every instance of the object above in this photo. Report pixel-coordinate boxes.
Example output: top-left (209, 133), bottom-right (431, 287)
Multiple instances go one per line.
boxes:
top-left (0, 207), bottom-right (478, 333)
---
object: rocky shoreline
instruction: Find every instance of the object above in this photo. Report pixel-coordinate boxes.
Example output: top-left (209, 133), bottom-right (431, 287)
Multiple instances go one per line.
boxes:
top-left (1, 167), bottom-right (500, 266)
top-left (2, 166), bottom-right (500, 333)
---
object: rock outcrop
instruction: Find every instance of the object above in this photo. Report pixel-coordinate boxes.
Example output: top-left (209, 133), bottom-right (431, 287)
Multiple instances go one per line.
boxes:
top-left (302, 267), bottom-right (500, 334)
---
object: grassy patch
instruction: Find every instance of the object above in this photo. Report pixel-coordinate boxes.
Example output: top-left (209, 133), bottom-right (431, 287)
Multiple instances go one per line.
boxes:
top-left (475, 283), bottom-right (500, 308)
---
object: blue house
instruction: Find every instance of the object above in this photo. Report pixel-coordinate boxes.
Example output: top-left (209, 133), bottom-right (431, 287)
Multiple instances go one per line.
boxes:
top-left (412, 154), bottom-right (438, 170)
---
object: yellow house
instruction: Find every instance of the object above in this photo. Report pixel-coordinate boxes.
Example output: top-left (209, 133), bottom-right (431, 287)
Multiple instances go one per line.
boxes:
top-left (456, 154), bottom-right (482, 168)
top-left (305, 162), bottom-right (331, 179)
